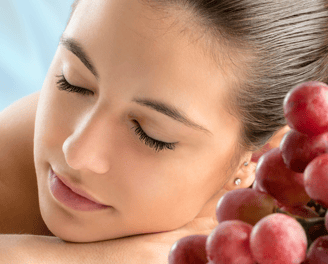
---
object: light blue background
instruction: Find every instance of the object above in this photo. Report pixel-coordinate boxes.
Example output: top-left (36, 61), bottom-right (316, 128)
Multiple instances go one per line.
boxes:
top-left (0, 0), bottom-right (73, 112)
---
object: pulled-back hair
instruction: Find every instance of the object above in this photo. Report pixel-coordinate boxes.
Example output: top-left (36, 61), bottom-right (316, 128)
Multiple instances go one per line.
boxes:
top-left (65, 0), bottom-right (328, 173)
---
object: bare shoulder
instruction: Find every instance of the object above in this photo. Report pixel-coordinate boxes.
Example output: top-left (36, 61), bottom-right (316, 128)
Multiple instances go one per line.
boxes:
top-left (0, 91), bottom-right (40, 186)
top-left (0, 91), bottom-right (52, 236)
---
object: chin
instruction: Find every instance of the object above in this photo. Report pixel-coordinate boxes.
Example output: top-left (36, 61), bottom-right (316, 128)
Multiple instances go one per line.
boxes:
top-left (40, 208), bottom-right (139, 243)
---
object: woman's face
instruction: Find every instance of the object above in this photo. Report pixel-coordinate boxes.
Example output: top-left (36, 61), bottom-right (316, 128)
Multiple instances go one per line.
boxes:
top-left (34, 0), bottom-right (245, 242)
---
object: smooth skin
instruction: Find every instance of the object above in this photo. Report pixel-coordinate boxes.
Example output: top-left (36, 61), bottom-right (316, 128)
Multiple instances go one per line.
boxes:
top-left (35, 0), bottom-right (251, 244)
top-left (0, 93), bottom-right (289, 264)
top-left (0, 0), bottom-right (290, 262)
top-left (0, 91), bottom-right (288, 263)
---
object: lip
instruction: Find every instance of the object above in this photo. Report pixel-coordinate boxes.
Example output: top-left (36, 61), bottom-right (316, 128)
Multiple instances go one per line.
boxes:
top-left (49, 167), bottom-right (111, 211)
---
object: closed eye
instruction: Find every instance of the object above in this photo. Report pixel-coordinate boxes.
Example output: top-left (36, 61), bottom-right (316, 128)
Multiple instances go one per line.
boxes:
top-left (131, 120), bottom-right (177, 152)
top-left (55, 74), bottom-right (94, 96)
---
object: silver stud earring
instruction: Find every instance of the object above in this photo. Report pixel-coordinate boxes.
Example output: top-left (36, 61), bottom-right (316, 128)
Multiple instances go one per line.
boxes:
top-left (234, 162), bottom-right (248, 186)
top-left (234, 178), bottom-right (242, 185)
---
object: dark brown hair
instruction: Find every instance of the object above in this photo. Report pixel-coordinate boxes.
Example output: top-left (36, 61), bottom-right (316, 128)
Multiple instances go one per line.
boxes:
top-left (65, 0), bottom-right (328, 175)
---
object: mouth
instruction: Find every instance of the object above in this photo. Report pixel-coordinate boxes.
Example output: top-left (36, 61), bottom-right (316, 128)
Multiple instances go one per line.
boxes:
top-left (49, 167), bottom-right (111, 211)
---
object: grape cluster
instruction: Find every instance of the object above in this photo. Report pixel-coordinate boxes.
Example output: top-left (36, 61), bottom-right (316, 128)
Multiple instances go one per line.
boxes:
top-left (168, 81), bottom-right (328, 264)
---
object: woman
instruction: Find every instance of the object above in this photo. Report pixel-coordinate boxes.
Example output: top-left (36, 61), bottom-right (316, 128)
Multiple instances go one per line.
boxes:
top-left (0, 0), bottom-right (327, 262)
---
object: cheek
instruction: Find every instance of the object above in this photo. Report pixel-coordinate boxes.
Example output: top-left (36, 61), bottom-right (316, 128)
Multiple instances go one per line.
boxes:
top-left (36, 81), bottom-right (88, 144)
top-left (35, 93), bottom-right (67, 147)
top-left (124, 152), bottom-right (224, 223)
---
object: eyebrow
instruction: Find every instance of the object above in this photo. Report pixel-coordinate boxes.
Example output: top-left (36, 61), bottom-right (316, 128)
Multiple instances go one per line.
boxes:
top-left (59, 34), bottom-right (100, 81)
top-left (132, 98), bottom-right (213, 135)
top-left (59, 34), bottom-right (212, 136)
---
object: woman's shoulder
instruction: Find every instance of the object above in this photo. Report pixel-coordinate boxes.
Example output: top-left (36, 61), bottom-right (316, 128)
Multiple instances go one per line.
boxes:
top-left (0, 91), bottom-right (40, 186)
top-left (0, 91), bottom-right (52, 236)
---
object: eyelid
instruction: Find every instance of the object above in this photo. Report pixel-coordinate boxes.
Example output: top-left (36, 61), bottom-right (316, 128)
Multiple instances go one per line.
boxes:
top-left (56, 73), bottom-right (94, 96)
top-left (61, 65), bottom-right (96, 91)
top-left (132, 120), bottom-right (178, 143)
top-left (131, 120), bottom-right (177, 152)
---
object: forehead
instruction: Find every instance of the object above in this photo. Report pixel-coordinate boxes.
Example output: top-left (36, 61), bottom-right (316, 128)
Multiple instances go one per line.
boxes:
top-left (64, 0), bottom-right (240, 136)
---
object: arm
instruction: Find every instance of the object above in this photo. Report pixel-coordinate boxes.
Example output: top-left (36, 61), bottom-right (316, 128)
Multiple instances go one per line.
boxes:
top-left (0, 234), bottom-right (171, 264)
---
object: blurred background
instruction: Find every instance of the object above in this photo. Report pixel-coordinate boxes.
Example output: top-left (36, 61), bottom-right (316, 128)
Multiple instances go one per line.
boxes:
top-left (0, 0), bottom-right (73, 112)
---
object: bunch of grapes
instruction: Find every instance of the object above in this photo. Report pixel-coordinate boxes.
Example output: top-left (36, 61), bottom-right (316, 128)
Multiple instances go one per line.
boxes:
top-left (168, 81), bottom-right (328, 264)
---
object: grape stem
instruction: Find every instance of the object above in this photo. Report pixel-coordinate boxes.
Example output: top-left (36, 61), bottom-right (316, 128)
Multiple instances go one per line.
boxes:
top-left (307, 199), bottom-right (327, 217)
top-left (276, 207), bottom-right (328, 249)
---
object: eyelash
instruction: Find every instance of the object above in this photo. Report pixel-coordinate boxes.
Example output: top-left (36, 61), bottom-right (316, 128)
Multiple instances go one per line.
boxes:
top-left (55, 74), bottom-right (93, 96)
top-left (55, 74), bottom-right (177, 153)
top-left (130, 121), bottom-right (176, 152)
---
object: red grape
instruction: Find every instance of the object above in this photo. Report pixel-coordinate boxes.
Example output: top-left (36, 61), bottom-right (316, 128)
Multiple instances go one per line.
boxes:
top-left (251, 179), bottom-right (265, 192)
top-left (206, 220), bottom-right (255, 264)
top-left (304, 153), bottom-right (328, 208)
top-left (255, 147), bottom-right (311, 207)
top-left (168, 235), bottom-right (208, 264)
top-left (250, 213), bottom-right (307, 264)
top-left (216, 188), bottom-right (277, 226)
top-left (279, 204), bottom-right (319, 218)
top-left (325, 210), bottom-right (328, 234)
top-left (283, 81), bottom-right (328, 136)
top-left (304, 235), bottom-right (328, 263)
top-left (280, 129), bottom-right (328, 173)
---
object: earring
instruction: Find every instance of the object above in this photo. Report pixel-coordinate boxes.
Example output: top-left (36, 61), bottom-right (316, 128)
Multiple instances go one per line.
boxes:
top-left (234, 178), bottom-right (242, 185)
top-left (234, 162), bottom-right (247, 186)
top-left (235, 178), bottom-right (241, 185)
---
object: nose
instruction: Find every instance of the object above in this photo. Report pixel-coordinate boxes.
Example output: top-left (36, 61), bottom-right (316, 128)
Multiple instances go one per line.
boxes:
top-left (62, 105), bottom-right (113, 174)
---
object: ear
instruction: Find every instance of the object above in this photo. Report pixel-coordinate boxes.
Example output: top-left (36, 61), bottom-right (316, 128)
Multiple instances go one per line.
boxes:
top-left (251, 125), bottom-right (291, 163)
top-left (223, 125), bottom-right (291, 191)
top-left (223, 155), bottom-right (257, 191)
top-left (268, 125), bottom-right (291, 148)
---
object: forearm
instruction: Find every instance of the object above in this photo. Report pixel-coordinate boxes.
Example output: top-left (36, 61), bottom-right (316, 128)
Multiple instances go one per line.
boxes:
top-left (0, 234), bottom-right (170, 264)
